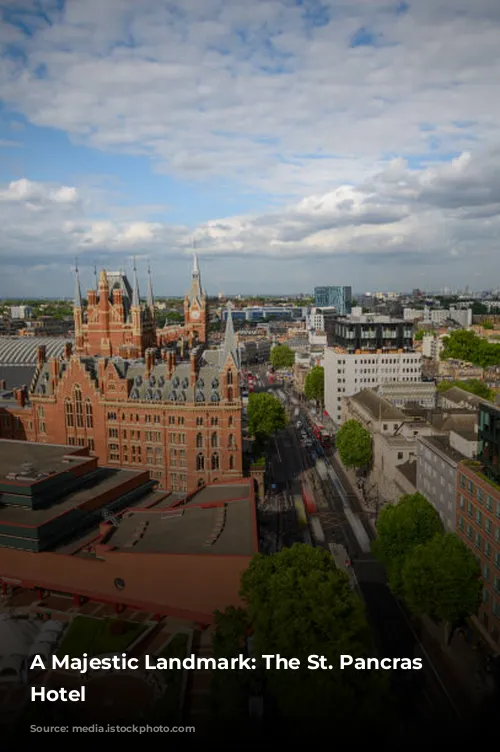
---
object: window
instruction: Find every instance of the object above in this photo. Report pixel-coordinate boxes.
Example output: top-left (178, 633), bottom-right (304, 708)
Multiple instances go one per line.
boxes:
top-left (228, 416), bottom-right (234, 427)
top-left (495, 552), bottom-right (500, 569)
top-left (486, 495), bottom-right (493, 512)
top-left (211, 453), bottom-right (219, 470)
top-left (383, 424), bottom-right (388, 431)
top-left (485, 541), bottom-right (492, 558)
top-left (227, 370), bottom-right (233, 385)
top-left (196, 453), bottom-right (205, 471)
top-left (460, 474), bottom-right (466, 488)
top-left (397, 452), bottom-right (403, 460)
top-left (196, 417), bottom-right (203, 426)
top-left (227, 386), bottom-right (234, 401)
top-left (74, 386), bottom-right (83, 428)
top-left (85, 400), bottom-right (93, 428)
top-left (459, 495), bottom-right (465, 510)
top-left (468, 480), bottom-right (474, 494)
top-left (228, 434), bottom-right (235, 448)
top-left (477, 488), bottom-right (483, 504)
top-left (178, 416), bottom-right (184, 425)
top-left (229, 454), bottom-right (235, 470)
top-left (88, 438), bottom-right (95, 451)
top-left (108, 428), bottom-right (119, 438)
top-left (495, 577), bottom-right (500, 595)
top-left (483, 588), bottom-right (489, 604)
top-left (476, 509), bottom-right (483, 527)
top-left (485, 519), bottom-right (493, 535)
top-left (65, 399), bottom-right (74, 427)
top-left (196, 432), bottom-right (203, 448)
top-left (211, 417), bottom-right (218, 426)
top-left (475, 532), bottom-right (482, 549)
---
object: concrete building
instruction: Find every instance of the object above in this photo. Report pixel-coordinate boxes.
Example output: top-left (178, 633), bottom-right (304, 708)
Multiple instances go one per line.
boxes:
top-left (438, 359), bottom-right (484, 382)
top-left (0, 440), bottom-right (257, 624)
top-left (307, 306), bottom-right (337, 332)
top-left (314, 286), bottom-right (352, 315)
top-left (10, 306), bottom-right (32, 320)
top-left (422, 334), bottom-right (444, 361)
top-left (438, 385), bottom-right (491, 412)
top-left (416, 435), bottom-right (466, 532)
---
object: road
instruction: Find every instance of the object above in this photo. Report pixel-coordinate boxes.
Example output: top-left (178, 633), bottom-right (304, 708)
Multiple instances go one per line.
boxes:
top-left (265, 383), bottom-right (463, 728)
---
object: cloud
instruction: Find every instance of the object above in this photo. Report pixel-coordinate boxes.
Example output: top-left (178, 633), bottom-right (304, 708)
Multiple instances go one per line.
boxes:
top-left (0, 178), bottom-right (79, 205)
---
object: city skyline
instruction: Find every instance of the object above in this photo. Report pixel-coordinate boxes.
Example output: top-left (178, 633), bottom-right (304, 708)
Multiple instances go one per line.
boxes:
top-left (1, 0), bottom-right (500, 295)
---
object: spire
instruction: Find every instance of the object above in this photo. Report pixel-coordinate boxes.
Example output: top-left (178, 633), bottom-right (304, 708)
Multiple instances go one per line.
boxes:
top-left (193, 250), bottom-right (199, 278)
top-left (132, 257), bottom-right (140, 307)
top-left (147, 261), bottom-right (154, 308)
top-left (221, 301), bottom-right (239, 368)
top-left (74, 258), bottom-right (82, 308)
top-left (188, 242), bottom-right (202, 304)
top-left (94, 265), bottom-right (98, 292)
top-left (99, 268), bottom-right (108, 290)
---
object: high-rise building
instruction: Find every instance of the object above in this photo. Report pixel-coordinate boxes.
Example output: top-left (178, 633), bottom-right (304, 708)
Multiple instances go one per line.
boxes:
top-left (324, 315), bottom-right (420, 426)
top-left (314, 286), bottom-right (352, 315)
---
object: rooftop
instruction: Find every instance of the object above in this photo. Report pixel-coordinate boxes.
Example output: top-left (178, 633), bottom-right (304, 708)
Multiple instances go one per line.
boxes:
top-left (0, 440), bottom-right (89, 483)
top-left (336, 315), bottom-right (407, 325)
top-left (348, 389), bottom-right (405, 421)
top-left (418, 434), bottom-right (466, 465)
top-left (105, 484), bottom-right (255, 556)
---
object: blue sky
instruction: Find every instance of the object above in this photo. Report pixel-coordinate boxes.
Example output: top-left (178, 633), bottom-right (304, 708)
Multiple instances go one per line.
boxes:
top-left (1, 0), bottom-right (500, 296)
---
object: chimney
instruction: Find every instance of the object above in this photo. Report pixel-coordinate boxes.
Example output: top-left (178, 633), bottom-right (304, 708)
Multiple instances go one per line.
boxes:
top-left (37, 345), bottom-right (46, 369)
top-left (15, 388), bottom-right (26, 407)
top-left (167, 350), bottom-right (175, 381)
top-left (64, 342), bottom-right (72, 360)
top-left (145, 348), bottom-right (155, 376)
top-left (190, 350), bottom-right (197, 387)
top-left (49, 357), bottom-right (60, 389)
top-left (98, 358), bottom-right (107, 390)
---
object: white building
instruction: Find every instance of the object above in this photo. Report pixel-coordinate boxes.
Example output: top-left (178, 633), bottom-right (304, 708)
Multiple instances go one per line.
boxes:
top-left (403, 308), bottom-right (424, 321)
top-left (422, 333), bottom-right (445, 360)
top-left (324, 349), bottom-right (422, 426)
top-left (449, 307), bottom-right (472, 328)
top-left (10, 305), bottom-right (32, 320)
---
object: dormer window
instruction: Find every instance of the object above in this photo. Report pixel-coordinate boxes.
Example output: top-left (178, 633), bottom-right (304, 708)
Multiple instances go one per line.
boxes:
top-left (182, 377), bottom-right (189, 389)
top-left (130, 388), bottom-right (140, 399)
top-left (172, 376), bottom-right (180, 388)
top-left (169, 391), bottom-right (178, 401)
top-left (211, 377), bottom-right (219, 389)
top-left (145, 389), bottom-right (153, 400)
top-left (211, 391), bottom-right (220, 402)
top-left (197, 378), bottom-right (204, 388)
top-left (195, 390), bottom-right (205, 402)
top-left (135, 375), bottom-right (142, 386)
top-left (154, 389), bottom-right (162, 400)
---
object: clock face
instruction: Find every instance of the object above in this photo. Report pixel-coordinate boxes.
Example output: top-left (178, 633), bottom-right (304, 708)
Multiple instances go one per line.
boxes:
top-left (191, 309), bottom-right (200, 320)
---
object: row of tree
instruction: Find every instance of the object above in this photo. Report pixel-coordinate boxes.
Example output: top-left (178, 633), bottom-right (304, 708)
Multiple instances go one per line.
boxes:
top-left (440, 329), bottom-right (500, 368)
top-left (373, 493), bottom-right (481, 631)
top-left (212, 545), bottom-right (396, 740)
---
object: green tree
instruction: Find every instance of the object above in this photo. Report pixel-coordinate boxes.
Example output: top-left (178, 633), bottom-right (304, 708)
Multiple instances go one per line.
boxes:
top-left (270, 344), bottom-right (295, 370)
top-left (304, 366), bottom-right (324, 404)
top-left (236, 545), bottom-right (393, 737)
top-left (482, 320), bottom-right (494, 330)
top-left (372, 493), bottom-right (442, 595)
top-left (414, 330), bottom-right (425, 341)
top-left (440, 329), bottom-right (500, 368)
top-left (437, 379), bottom-right (494, 401)
top-left (402, 533), bottom-right (481, 629)
top-left (336, 419), bottom-right (372, 469)
top-left (247, 392), bottom-right (287, 442)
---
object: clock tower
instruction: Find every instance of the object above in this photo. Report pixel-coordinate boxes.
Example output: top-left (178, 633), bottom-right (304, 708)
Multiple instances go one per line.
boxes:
top-left (184, 252), bottom-right (208, 345)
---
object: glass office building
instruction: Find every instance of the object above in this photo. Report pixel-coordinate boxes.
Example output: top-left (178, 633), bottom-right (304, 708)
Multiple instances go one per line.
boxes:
top-left (314, 286), bottom-right (352, 315)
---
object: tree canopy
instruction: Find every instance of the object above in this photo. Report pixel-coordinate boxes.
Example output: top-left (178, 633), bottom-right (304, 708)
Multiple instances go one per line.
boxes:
top-left (401, 533), bottom-right (481, 625)
top-left (437, 379), bottom-right (494, 401)
top-left (304, 366), bottom-right (324, 404)
top-left (372, 493), bottom-right (442, 595)
top-left (440, 329), bottom-right (500, 368)
top-left (213, 545), bottom-right (394, 740)
top-left (336, 419), bottom-right (372, 469)
top-left (247, 392), bottom-right (287, 440)
top-left (270, 344), bottom-right (295, 370)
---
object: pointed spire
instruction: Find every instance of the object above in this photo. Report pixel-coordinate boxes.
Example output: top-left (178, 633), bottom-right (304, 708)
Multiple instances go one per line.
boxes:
top-left (74, 258), bottom-right (82, 308)
top-left (221, 301), bottom-right (239, 368)
top-left (99, 268), bottom-right (108, 290)
top-left (94, 264), bottom-right (98, 292)
top-left (132, 257), bottom-right (140, 307)
top-left (147, 260), bottom-right (154, 308)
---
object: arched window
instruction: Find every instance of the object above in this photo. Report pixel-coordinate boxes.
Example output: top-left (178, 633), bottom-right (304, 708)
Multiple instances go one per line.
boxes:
top-left (228, 433), bottom-right (234, 448)
top-left (74, 386), bottom-right (83, 428)
top-left (65, 399), bottom-right (74, 428)
top-left (227, 386), bottom-right (234, 401)
top-left (228, 416), bottom-right (234, 427)
top-left (211, 432), bottom-right (218, 448)
top-left (227, 370), bottom-right (233, 385)
top-left (229, 455), bottom-right (235, 470)
top-left (196, 453), bottom-right (205, 471)
top-left (196, 432), bottom-right (203, 448)
top-left (211, 453), bottom-right (219, 470)
top-left (85, 400), bottom-right (93, 428)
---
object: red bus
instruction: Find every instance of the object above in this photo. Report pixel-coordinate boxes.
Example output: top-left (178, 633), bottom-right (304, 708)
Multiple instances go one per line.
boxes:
top-left (312, 423), bottom-right (330, 447)
top-left (301, 479), bottom-right (317, 514)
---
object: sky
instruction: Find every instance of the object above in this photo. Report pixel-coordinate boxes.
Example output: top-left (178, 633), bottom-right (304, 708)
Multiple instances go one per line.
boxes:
top-left (1, 0), bottom-right (500, 297)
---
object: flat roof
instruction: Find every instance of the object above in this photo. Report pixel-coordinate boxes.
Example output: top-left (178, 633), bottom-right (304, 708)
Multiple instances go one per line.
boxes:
top-left (0, 467), bottom-right (145, 527)
top-left (0, 440), bottom-right (89, 482)
top-left (418, 434), bottom-right (465, 464)
top-left (106, 493), bottom-right (255, 556)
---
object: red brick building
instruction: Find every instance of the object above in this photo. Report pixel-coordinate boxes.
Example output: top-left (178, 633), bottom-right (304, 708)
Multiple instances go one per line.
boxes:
top-left (0, 258), bottom-right (243, 494)
top-left (456, 403), bottom-right (500, 645)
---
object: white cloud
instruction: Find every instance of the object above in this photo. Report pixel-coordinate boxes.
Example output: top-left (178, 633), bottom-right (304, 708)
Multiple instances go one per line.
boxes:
top-left (0, 178), bottom-right (79, 205)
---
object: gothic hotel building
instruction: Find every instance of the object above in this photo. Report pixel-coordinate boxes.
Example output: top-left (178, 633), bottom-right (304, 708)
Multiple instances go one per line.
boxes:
top-left (0, 257), bottom-right (243, 493)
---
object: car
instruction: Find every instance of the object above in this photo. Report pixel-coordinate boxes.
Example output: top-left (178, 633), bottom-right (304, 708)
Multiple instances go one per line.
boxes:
top-left (296, 421), bottom-right (302, 429)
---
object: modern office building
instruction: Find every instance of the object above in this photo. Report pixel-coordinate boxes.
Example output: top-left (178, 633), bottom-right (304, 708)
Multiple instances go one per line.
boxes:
top-left (324, 316), bottom-right (420, 426)
top-left (314, 286), bottom-right (352, 315)
top-left (0, 440), bottom-right (257, 624)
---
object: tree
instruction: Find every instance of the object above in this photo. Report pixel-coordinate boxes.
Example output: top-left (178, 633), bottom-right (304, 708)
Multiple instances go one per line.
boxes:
top-left (247, 392), bottom-right (287, 442)
top-left (336, 419), bottom-right (372, 469)
top-left (437, 379), bottom-right (494, 401)
top-left (234, 545), bottom-right (393, 738)
top-left (372, 493), bottom-right (442, 595)
top-left (482, 320), bottom-right (494, 330)
top-left (402, 533), bottom-right (481, 628)
top-left (270, 344), bottom-right (295, 370)
top-left (304, 366), bottom-right (324, 404)
top-left (440, 329), bottom-right (500, 368)
top-left (414, 330), bottom-right (425, 341)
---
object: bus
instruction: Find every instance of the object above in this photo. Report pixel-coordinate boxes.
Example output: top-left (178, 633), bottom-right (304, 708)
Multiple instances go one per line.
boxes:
top-left (301, 479), bottom-right (317, 514)
top-left (311, 422), bottom-right (331, 448)
top-left (294, 496), bottom-right (307, 526)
